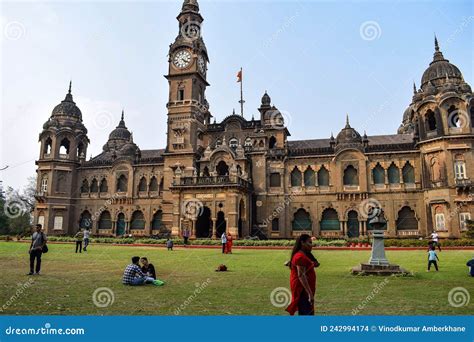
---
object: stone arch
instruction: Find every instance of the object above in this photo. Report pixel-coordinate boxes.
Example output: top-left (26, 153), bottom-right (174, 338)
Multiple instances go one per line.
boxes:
top-left (347, 210), bottom-right (360, 238)
top-left (402, 162), bottom-right (415, 184)
top-left (372, 163), bottom-right (385, 185)
top-left (138, 177), bottom-right (147, 192)
top-left (98, 211), bottom-right (112, 230)
top-left (425, 109), bottom-right (437, 131)
top-left (79, 210), bottom-right (92, 229)
top-left (291, 166), bottom-right (302, 187)
top-left (318, 166), bottom-right (329, 186)
top-left (320, 208), bottom-right (340, 231)
top-left (196, 206), bottom-right (212, 238)
top-left (292, 208), bottom-right (312, 231)
top-left (152, 210), bottom-right (163, 231)
top-left (269, 136), bottom-right (277, 149)
top-left (343, 165), bottom-right (358, 185)
top-left (116, 174), bottom-right (128, 192)
top-left (396, 206), bottom-right (418, 231)
top-left (59, 137), bottom-right (70, 156)
top-left (43, 137), bottom-right (52, 156)
top-left (216, 160), bottom-right (229, 176)
top-left (90, 178), bottom-right (99, 193)
top-left (80, 179), bottom-right (89, 193)
top-left (304, 166), bottom-right (316, 187)
top-left (99, 178), bottom-right (108, 192)
top-left (149, 176), bottom-right (158, 191)
top-left (130, 210), bottom-right (145, 230)
top-left (388, 162), bottom-right (400, 184)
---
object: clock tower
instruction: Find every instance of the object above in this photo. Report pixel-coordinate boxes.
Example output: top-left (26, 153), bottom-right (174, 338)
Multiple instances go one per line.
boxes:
top-left (163, 0), bottom-right (211, 237)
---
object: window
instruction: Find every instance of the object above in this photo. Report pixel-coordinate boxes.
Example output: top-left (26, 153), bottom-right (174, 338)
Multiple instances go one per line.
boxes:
top-left (43, 137), bottom-right (52, 157)
top-left (426, 110), bottom-right (437, 131)
top-left (53, 215), bottom-right (63, 230)
top-left (271, 218), bottom-right (279, 232)
top-left (100, 179), bottom-right (108, 193)
top-left (90, 179), bottom-right (99, 193)
top-left (178, 89), bottom-right (185, 101)
top-left (98, 211), bottom-right (112, 230)
top-left (291, 167), bottom-right (302, 187)
top-left (320, 208), bottom-right (339, 231)
top-left (229, 138), bottom-right (238, 149)
top-left (41, 177), bottom-right (48, 193)
top-left (117, 175), bottom-right (128, 192)
top-left (130, 211), bottom-right (145, 230)
top-left (372, 164), bottom-right (385, 185)
top-left (80, 211), bottom-right (92, 229)
top-left (38, 215), bottom-right (45, 228)
top-left (396, 206), bottom-right (418, 231)
top-left (388, 163), bottom-right (400, 184)
top-left (454, 161), bottom-right (466, 180)
top-left (244, 137), bottom-right (252, 147)
top-left (59, 138), bottom-right (70, 157)
top-left (138, 177), bottom-right (147, 192)
top-left (343, 165), bottom-right (358, 186)
top-left (292, 209), bottom-right (312, 231)
top-left (152, 210), bottom-right (163, 230)
top-left (80, 179), bottom-right (89, 193)
top-left (149, 177), bottom-right (158, 191)
top-left (304, 167), bottom-right (316, 187)
top-left (435, 213), bottom-right (446, 231)
top-left (269, 136), bottom-right (277, 149)
top-left (318, 166), bottom-right (329, 186)
top-left (447, 105), bottom-right (461, 128)
top-left (402, 162), bottom-right (415, 184)
top-left (270, 173), bottom-right (281, 187)
top-left (459, 213), bottom-right (471, 231)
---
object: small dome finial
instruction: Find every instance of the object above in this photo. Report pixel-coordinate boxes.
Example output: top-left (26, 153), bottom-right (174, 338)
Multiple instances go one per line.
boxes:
top-left (68, 80), bottom-right (72, 94)
top-left (413, 81), bottom-right (417, 94)
top-left (345, 114), bottom-right (350, 128)
top-left (121, 109), bottom-right (124, 121)
top-left (434, 34), bottom-right (439, 52)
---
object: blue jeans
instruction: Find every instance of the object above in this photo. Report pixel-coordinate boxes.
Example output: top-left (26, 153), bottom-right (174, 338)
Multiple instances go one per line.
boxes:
top-left (83, 238), bottom-right (89, 250)
top-left (130, 276), bottom-right (155, 286)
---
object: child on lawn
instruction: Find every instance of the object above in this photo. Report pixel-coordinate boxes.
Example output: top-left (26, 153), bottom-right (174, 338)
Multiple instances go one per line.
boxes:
top-left (427, 246), bottom-right (439, 271)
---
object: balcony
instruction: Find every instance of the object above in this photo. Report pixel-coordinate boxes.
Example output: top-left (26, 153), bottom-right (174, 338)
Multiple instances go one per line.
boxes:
top-left (172, 175), bottom-right (251, 190)
top-left (455, 178), bottom-right (472, 190)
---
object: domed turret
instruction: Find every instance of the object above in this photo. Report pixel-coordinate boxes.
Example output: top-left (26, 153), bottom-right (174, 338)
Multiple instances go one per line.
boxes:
top-left (51, 81), bottom-right (82, 119)
top-left (421, 37), bottom-right (463, 90)
top-left (102, 110), bottom-right (140, 158)
top-left (336, 115), bottom-right (362, 145)
top-left (261, 91), bottom-right (271, 107)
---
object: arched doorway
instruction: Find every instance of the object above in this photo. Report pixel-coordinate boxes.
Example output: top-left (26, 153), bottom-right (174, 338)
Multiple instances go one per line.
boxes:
top-left (347, 210), bottom-right (360, 238)
top-left (238, 199), bottom-right (244, 238)
top-left (216, 211), bottom-right (226, 237)
top-left (196, 206), bottom-right (212, 238)
top-left (320, 208), bottom-right (339, 231)
top-left (216, 161), bottom-right (229, 176)
top-left (116, 213), bottom-right (126, 236)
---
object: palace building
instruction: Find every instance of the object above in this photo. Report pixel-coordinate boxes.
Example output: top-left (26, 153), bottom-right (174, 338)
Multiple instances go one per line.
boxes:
top-left (33, 0), bottom-right (473, 239)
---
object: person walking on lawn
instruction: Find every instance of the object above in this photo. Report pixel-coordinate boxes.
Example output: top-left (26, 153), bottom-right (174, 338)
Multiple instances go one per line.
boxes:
top-left (28, 224), bottom-right (47, 275)
top-left (427, 245), bottom-right (440, 271)
top-left (74, 229), bottom-right (84, 253)
top-left (221, 232), bottom-right (227, 254)
top-left (83, 228), bottom-right (91, 251)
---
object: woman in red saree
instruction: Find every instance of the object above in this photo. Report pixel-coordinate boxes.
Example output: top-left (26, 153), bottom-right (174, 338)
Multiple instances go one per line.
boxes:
top-left (226, 233), bottom-right (233, 254)
top-left (286, 234), bottom-right (316, 315)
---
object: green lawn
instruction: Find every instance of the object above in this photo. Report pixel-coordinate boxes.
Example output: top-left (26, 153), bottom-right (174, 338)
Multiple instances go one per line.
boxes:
top-left (0, 242), bottom-right (472, 315)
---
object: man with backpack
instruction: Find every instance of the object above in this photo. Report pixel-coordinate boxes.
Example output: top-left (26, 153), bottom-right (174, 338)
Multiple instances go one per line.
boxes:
top-left (28, 224), bottom-right (47, 275)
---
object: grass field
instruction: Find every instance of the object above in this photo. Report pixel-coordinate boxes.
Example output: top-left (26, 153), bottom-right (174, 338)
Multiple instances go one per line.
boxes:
top-left (0, 242), bottom-right (472, 315)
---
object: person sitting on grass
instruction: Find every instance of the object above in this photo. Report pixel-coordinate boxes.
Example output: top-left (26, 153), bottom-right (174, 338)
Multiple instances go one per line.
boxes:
top-left (427, 245), bottom-right (439, 272)
top-left (122, 256), bottom-right (162, 286)
top-left (166, 238), bottom-right (174, 251)
top-left (140, 257), bottom-right (157, 280)
top-left (467, 257), bottom-right (474, 277)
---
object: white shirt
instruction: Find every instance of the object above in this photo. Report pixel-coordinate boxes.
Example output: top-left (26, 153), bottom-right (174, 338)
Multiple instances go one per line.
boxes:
top-left (430, 232), bottom-right (439, 242)
top-left (83, 230), bottom-right (90, 239)
top-left (221, 233), bottom-right (227, 244)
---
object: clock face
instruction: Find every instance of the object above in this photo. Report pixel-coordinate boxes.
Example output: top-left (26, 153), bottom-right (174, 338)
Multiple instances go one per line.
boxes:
top-left (173, 50), bottom-right (192, 69)
top-left (198, 55), bottom-right (206, 75)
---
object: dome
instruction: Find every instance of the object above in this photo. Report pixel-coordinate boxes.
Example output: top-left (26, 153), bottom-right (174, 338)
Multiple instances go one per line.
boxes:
top-left (108, 112), bottom-right (131, 141)
top-left (51, 84), bottom-right (82, 118)
top-left (421, 38), bottom-right (463, 88)
top-left (261, 91), bottom-right (271, 107)
top-left (336, 116), bottom-right (362, 145)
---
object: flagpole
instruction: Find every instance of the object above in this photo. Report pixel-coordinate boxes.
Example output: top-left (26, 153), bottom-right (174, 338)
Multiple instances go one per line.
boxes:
top-left (239, 67), bottom-right (245, 117)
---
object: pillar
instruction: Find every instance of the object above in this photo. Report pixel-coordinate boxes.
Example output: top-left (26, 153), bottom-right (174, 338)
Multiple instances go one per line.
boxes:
top-left (212, 218), bottom-right (217, 239)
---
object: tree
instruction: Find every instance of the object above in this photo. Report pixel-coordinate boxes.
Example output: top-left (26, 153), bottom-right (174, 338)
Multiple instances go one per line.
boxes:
top-left (465, 220), bottom-right (474, 239)
top-left (1, 178), bottom-right (36, 236)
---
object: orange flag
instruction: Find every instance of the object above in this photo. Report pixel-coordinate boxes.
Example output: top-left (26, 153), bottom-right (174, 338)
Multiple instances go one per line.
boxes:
top-left (237, 69), bottom-right (242, 83)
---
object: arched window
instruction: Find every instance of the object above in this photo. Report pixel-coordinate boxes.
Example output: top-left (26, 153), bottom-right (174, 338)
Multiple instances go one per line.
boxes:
top-left (117, 175), bottom-right (128, 192)
top-left (138, 177), bottom-right (147, 192)
top-left (152, 210), bottom-right (163, 230)
top-left (149, 177), bottom-right (158, 191)
top-left (318, 166), bottom-right (329, 186)
top-left (372, 163), bottom-right (385, 185)
top-left (99, 179), bottom-right (108, 193)
top-left (244, 137), bottom-right (252, 147)
top-left (292, 209), bottom-right (312, 231)
top-left (269, 136), bottom-right (277, 149)
top-left (202, 167), bottom-right (210, 177)
top-left (447, 105), bottom-right (462, 128)
top-left (216, 161), bottom-right (229, 176)
top-left (320, 208), bottom-right (339, 231)
top-left (80, 179), bottom-right (89, 193)
top-left (343, 165), bottom-right (358, 186)
top-left (454, 155), bottom-right (467, 180)
top-left (130, 211), bottom-right (145, 230)
top-left (387, 163), bottom-right (400, 184)
top-left (77, 142), bottom-right (85, 158)
top-left (59, 138), bottom-right (70, 156)
top-left (303, 167), bottom-right (315, 187)
top-left (271, 218), bottom-right (279, 232)
top-left (79, 211), bottom-right (92, 229)
top-left (98, 211), bottom-right (112, 230)
top-left (426, 109), bottom-right (437, 131)
top-left (40, 177), bottom-right (48, 193)
top-left (229, 138), bottom-right (238, 149)
top-left (56, 172), bottom-right (67, 193)
top-left (43, 137), bottom-right (52, 156)
top-left (396, 206), bottom-right (418, 231)
top-left (402, 162), bottom-right (415, 184)
top-left (291, 167), bottom-right (302, 187)
top-left (90, 179), bottom-right (99, 193)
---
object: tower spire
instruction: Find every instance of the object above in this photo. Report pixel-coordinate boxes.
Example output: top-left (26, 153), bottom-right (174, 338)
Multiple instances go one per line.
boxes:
top-left (434, 34), bottom-right (439, 52)
top-left (413, 81), bottom-right (417, 94)
top-left (345, 114), bottom-right (350, 128)
top-left (68, 80), bottom-right (72, 94)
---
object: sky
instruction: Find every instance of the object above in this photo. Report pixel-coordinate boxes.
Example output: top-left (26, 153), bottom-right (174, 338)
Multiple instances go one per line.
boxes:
top-left (1, 0), bottom-right (473, 190)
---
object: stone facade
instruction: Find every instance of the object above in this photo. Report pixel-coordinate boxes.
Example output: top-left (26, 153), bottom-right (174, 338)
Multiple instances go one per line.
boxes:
top-left (33, 1), bottom-right (473, 239)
